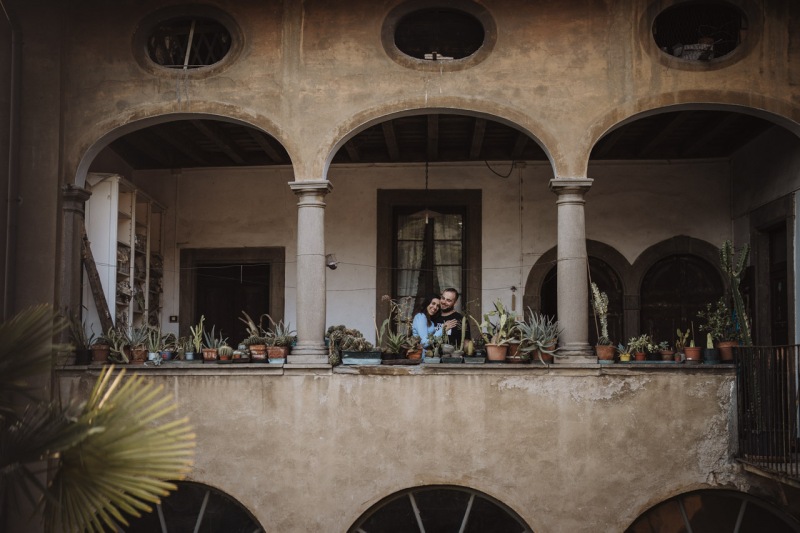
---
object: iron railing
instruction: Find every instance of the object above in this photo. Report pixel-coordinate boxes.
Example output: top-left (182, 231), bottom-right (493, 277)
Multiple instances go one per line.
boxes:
top-left (736, 345), bottom-right (800, 482)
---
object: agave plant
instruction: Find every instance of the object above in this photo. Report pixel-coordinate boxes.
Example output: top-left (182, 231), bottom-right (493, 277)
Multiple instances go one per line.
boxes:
top-left (0, 304), bottom-right (195, 532)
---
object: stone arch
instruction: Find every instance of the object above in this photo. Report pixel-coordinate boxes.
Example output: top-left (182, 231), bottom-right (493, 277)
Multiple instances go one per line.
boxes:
top-left (72, 108), bottom-right (294, 188)
top-left (123, 480), bottom-right (264, 532)
top-left (523, 239), bottom-right (632, 313)
top-left (630, 235), bottom-right (724, 341)
top-left (588, 97), bottom-right (800, 164)
top-left (347, 484), bottom-right (533, 533)
top-left (625, 488), bottom-right (800, 532)
top-left (322, 99), bottom-right (560, 177)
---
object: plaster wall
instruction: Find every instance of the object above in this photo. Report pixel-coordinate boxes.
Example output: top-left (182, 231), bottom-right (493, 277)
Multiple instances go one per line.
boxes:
top-left (46, 0), bottom-right (800, 184)
top-left (134, 159), bottom-right (731, 340)
top-left (57, 367), bottom-right (741, 532)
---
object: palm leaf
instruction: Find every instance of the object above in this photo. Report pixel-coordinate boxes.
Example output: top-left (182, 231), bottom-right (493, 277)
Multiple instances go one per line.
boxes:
top-left (46, 366), bottom-right (195, 532)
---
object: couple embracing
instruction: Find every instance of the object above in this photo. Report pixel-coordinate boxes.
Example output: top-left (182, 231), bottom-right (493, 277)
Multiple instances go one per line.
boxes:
top-left (411, 288), bottom-right (471, 356)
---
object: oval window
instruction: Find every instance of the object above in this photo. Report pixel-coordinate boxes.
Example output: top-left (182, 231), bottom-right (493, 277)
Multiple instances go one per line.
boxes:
top-left (652, 1), bottom-right (747, 61)
top-left (147, 17), bottom-right (232, 69)
top-left (395, 8), bottom-right (485, 61)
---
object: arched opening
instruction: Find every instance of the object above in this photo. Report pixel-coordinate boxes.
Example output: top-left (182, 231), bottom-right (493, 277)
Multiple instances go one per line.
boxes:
top-left (541, 257), bottom-right (624, 345)
top-left (79, 115), bottom-right (291, 344)
top-left (626, 489), bottom-right (799, 532)
top-left (349, 485), bottom-right (531, 533)
top-left (123, 481), bottom-right (263, 532)
top-left (640, 254), bottom-right (723, 346)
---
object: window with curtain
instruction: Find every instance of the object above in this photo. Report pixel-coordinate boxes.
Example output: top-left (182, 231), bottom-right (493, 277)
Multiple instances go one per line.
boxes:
top-left (394, 208), bottom-right (465, 315)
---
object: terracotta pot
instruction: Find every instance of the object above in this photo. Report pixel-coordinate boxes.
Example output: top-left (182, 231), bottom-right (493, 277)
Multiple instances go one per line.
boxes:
top-left (674, 353), bottom-right (683, 363)
top-left (507, 342), bottom-right (520, 357)
top-left (660, 349), bottom-right (675, 361)
top-left (90, 344), bottom-right (110, 363)
top-left (505, 355), bottom-right (530, 364)
top-left (596, 344), bottom-right (615, 362)
top-left (684, 346), bottom-right (702, 364)
top-left (267, 346), bottom-right (289, 358)
top-left (202, 348), bottom-right (218, 362)
top-left (634, 352), bottom-right (647, 361)
top-left (717, 341), bottom-right (738, 362)
top-left (407, 348), bottom-right (422, 360)
top-left (486, 344), bottom-right (508, 362)
top-left (131, 346), bottom-right (147, 364)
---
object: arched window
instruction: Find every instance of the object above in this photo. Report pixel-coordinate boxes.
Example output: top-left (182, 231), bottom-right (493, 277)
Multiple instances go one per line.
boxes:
top-left (626, 489), bottom-right (798, 532)
top-left (640, 254), bottom-right (723, 345)
top-left (541, 257), bottom-right (624, 345)
top-left (123, 481), bottom-right (262, 532)
top-left (349, 485), bottom-right (531, 533)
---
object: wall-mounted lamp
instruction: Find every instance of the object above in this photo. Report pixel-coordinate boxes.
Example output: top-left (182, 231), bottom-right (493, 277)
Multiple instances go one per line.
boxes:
top-left (326, 254), bottom-right (339, 270)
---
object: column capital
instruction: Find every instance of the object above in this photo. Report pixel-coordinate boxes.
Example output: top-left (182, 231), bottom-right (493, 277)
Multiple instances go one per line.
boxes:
top-left (289, 180), bottom-right (333, 195)
top-left (549, 178), bottom-right (593, 194)
top-left (62, 184), bottom-right (92, 203)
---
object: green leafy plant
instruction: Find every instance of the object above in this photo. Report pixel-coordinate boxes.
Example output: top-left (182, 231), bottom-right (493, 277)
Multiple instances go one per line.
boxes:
top-left (628, 334), bottom-right (652, 354)
top-left (104, 327), bottom-right (129, 364)
top-left (238, 310), bottom-right (270, 346)
top-left (675, 328), bottom-right (690, 353)
top-left (202, 325), bottom-right (227, 349)
top-left (65, 310), bottom-right (96, 350)
top-left (263, 315), bottom-right (295, 347)
top-left (189, 315), bottom-right (205, 353)
top-left (0, 305), bottom-right (195, 533)
top-left (698, 297), bottom-right (736, 342)
top-left (516, 308), bottom-right (562, 363)
top-left (471, 299), bottom-right (516, 346)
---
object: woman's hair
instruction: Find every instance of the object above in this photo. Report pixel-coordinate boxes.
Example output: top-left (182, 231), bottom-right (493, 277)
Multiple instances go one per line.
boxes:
top-left (414, 295), bottom-right (440, 324)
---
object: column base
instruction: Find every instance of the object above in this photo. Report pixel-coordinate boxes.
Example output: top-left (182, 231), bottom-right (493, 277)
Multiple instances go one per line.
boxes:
top-left (287, 342), bottom-right (329, 365)
top-left (554, 342), bottom-right (596, 363)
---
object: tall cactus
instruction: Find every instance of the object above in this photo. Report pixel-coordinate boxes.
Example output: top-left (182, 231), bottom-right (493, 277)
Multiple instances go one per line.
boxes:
top-left (720, 240), bottom-right (751, 346)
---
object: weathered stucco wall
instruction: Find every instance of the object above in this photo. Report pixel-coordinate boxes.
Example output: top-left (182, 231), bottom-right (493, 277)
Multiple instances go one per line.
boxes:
top-left (57, 366), bottom-right (742, 532)
top-left (133, 159), bottom-right (731, 339)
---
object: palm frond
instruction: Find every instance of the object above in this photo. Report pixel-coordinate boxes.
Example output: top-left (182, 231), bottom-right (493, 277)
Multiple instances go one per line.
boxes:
top-left (46, 366), bottom-right (195, 532)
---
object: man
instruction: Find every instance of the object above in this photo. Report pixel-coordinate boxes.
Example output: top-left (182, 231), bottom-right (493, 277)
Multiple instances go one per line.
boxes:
top-left (436, 288), bottom-right (471, 346)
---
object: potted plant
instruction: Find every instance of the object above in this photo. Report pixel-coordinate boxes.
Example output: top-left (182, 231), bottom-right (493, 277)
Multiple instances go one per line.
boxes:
top-left (66, 312), bottom-right (96, 365)
top-left (126, 326), bottom-right (149, 364)
top-left (616, 342), bottom-right (631, 362)
top-left (264, 315), bottom-right (295, 363)
top-left (698, 297), bottom-right (737, 362)
top-left (144, 326), bottom-right (160, 362)
top-left (462, 338), bottom-right (484, 364)
top-left (628, 334), bottom-right (652, 361)
top-left (327, 325), bottom-right (381, 365)
top-left (239, 310), bottom-right (269, 361)
top-left (89, 332), bottom-right (111, 364)
top-left (702, 332), bottom-right (720, 364)
top-left (160, 332), bottom-right (177, 361)
top-left (105, 327), bottom-right (129, 364)
top-left (683, 322), bottom-right (702, 364)
top-left (655, 340), bottom-right (674, 361)
top-left (673, 328), bottom-right (689, 363)
top-left (202, 325), bottom-right (226, 363)
top-left (187, 315), bottom-right (204, 362)
top-left (516, 308), bottom-right (560, 364)
top-left (591, 283), bottom-right (615, 362)
top-left (405, 335), bottom-right (423, 361)
top-left (375, 296), bottom-right (413, 362)
top-left (471, 299), bottom-right (515, 362)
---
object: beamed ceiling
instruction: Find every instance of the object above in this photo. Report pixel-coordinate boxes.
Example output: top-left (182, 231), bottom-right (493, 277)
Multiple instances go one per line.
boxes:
top-left (106, 110), bottom-right (777, 170)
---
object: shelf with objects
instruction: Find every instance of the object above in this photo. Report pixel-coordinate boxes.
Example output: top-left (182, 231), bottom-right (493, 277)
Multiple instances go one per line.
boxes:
top-left (82, 173), bottom-right (165, 333)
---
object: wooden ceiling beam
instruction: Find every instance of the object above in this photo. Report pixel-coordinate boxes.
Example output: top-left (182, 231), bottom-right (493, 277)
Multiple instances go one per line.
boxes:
top-left (151, 126), bottom-right (211, 166)
top-left (382, 121), bottom-right (401, 161)
top-left (592, 126), bottom-right (628, 159)
top-left (119, 134), bottom-right (173, 168)
top-left (637, 112), bottom-right (692, 157)
top-left (190, 120), bottom-right (247, 164)
top-left (511, 131), bottom-right (528, 159)
top-left (246, 129), bottom-right (285, 163)
top-left (681, 113), bottom-right (741, 157)
top-left (469, 118), bottom-right (486, 160)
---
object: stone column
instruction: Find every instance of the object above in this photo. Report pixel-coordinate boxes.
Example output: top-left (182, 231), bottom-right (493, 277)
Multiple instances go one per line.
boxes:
top-left (57, 185), bottom-right (92, 357)
top-left (287, 180), bottom-right (333, 365)
top-left (549, 178), bottom-right (594, 362)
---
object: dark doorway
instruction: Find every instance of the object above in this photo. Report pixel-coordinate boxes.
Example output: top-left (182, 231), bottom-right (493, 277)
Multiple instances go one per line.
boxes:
top-left (179, 247), bottom-right (285, 341)
top-left (768, 223), bottom-right (789, 345)
top-left (195, 263), bottom-right (270, 344)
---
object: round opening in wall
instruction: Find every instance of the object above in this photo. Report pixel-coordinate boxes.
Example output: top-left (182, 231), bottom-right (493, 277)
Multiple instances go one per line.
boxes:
top-left (395, 8), bottom-right (485, 61)
top-left (147, 17), bottom-right (232, 69)
top-left (652, 1), bottom-right (747, 63)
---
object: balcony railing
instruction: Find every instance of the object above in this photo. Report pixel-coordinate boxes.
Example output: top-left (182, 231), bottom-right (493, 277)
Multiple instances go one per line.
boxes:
top-left (736, 345), bottom-right (800, 484)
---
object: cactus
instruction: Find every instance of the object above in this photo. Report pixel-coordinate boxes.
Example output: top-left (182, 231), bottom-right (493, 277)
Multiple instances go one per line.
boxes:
top-left (720, 240), bottom-right (751, 346)
top-left (218, 345), bottom-right (233, 357)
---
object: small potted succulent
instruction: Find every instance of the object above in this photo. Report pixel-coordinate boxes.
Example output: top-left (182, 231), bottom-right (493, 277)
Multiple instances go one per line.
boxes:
top-left (628, 334), bottom-right (652, 361)
top-left (239, 310), bottom-right (269, 361)
top-left (217, 343), bottom-right (234, 364)
top-left (265, 315), bottom-right (295, 363)
top-left (591, 283), bottom-right (615, 362)
top-left (327, 325), bottom-right (380, 365)
top-left (616, 342), bottom-right (631, 362)
top-left (66, 312), bottom-right (95, 365)
top-left (202, 325), bottom-right (227, 363)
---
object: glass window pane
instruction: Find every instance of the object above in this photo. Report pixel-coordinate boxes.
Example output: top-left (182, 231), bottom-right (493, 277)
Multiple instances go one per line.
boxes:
top-left (436, 266), bottom-right (461, 294)
top-left (434, 214), bottom-right (462, 239)
top-left (360, 495), bottom-right (419, 533)
top-left (398, 216), bottom-right (426, 240)
top-left (435, 241), bottom-right (462, 265)
top-left (415, 488), bottom-right (471, 530)
top-left (397, 242), bottom-right (424, 269)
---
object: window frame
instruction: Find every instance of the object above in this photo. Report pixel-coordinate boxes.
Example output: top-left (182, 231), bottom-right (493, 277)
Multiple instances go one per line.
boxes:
top-left (377, 189), bottom-right (481, 334)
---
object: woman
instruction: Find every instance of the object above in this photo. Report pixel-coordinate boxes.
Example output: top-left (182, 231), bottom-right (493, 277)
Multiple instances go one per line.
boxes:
top-left (412, 295), bottom-right (443, 357)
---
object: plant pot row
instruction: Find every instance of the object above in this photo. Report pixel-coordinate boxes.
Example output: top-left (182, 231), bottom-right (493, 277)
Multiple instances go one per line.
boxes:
top-left (596, 344), bottom-right (734, 364)
top-left (84, 344), bottom-right (290, 364)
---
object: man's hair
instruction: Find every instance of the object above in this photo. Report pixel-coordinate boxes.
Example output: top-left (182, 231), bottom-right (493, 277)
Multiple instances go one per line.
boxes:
top-left (442, 288), bottom-right (459, 301)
